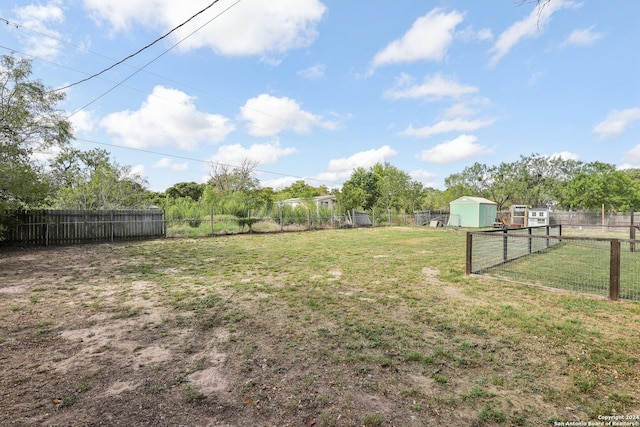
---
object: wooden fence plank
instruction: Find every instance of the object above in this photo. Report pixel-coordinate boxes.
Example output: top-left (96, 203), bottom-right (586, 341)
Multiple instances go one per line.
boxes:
top-left (3, 209), bottom-right (165, 246)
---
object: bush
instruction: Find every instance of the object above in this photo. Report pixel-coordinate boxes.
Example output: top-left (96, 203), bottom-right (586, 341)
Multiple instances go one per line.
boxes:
top-left (186, 207), bottom-right (202, 228)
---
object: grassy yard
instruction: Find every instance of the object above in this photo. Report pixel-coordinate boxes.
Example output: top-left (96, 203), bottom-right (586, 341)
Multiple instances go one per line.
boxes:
top-left (1, 227), bottom-right (639, 426)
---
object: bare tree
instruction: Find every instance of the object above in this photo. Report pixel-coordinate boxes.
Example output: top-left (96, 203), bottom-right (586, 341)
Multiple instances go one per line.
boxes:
top-left (207, 159), bottom-right (260, 194)
top-left (518, 0), bottom-right (553, 25)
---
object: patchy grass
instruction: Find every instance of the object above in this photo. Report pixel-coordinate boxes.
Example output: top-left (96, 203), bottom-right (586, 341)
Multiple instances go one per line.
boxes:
top-left (1, 227), bottom-right (639, 426)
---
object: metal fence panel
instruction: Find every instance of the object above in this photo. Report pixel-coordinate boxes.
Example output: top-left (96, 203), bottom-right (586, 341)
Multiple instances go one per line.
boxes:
top-left (467, 226), bottom-right (640, 301)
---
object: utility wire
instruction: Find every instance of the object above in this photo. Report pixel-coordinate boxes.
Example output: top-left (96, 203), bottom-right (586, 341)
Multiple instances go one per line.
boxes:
top-left (51, 0), bottom-right (223, 93)
top-left (2, 6), bottom-right (351, 156)
top-left (72, 137), bottom-right (330, 185)
top-left (66, 0), bottom-right (241, 118)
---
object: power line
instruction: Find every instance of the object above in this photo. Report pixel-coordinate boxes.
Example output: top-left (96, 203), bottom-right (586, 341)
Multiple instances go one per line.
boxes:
top-left (1, 6), bottom-right (351, 157)
top-left (50, 0), bottom-right (223, 93)
top-left (66, 0), bottom-right (241, 119)
top-left (2, 4), bottom-right (355, 183)
top-left (72, 137), bottom-right (330, 186)
top-left (0, 42), bottom-right (349, 161)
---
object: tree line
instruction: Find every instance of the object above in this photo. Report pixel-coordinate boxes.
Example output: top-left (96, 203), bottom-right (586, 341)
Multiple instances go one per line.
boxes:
top-left (3, 55), bottom-right (640, 237)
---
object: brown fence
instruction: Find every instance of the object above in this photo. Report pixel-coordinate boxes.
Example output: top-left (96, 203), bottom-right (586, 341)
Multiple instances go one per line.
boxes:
top-left (466, 225), bottom-right (640, 301)
top-left (3, 210), bottom-right (165, 246)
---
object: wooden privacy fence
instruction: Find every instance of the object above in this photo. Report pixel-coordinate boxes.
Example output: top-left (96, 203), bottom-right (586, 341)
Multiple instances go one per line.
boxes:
top-left (3, 209), bottom-right (165, 246)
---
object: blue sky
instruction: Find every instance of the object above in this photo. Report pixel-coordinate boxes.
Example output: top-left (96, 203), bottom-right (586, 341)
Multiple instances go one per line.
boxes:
top-left (2, 0), bottom-right (639, 192)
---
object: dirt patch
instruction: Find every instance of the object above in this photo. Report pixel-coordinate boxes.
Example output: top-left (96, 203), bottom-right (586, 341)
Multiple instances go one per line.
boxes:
top-left (0, 244), bottom-right (242, 426)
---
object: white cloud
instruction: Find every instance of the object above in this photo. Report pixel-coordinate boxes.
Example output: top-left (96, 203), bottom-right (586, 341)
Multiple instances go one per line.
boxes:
top-left (315, 145), bottom-right (398, 183)
top-left (69, 110), bottom-right (96, 134)
top-left (593, 108), bottom-right (640, 139)
top-left (371, 8), bottom-right (463, 69)
top-left (260, 176), bottom-right (300, 190)
top-left (129, 164), bottom-right (146, 178)
top-left (209, 141), bottom-right (296, 166)
top-left (400, 117), bottom-right (496, 138)
top-left (100, 85), bottom-right (234, 150)
top-left (489, 0), bottom-right (578, 67)
top-left (621, 146), bottom-right (640, 169)
top-left (13, 0), bottom-right (65, 60)
top-left (443, 103), bottom-right (478, 118)
top-left (416, 134), bottom-right (492, 164)
top-left (410, 169), bottom-right (439, 188)
top-left (561, 26), bottom-right (603, 47)
top-left (31, 145), bottom-right (62, 164)
top-left (153, 158), bottom-right (189, 171)
top-left (298, 64), bottom-right (326, 80)
top-left (82, 0), bottom-right (326, 57)
top-left (383, 73), bottom-right (478, 101)
top-left (240, 94), bottom-right (338, 137)
top-left (455, 25), bottom-right (493, 42)
top-left (549, 151), bottom-right (579, 161)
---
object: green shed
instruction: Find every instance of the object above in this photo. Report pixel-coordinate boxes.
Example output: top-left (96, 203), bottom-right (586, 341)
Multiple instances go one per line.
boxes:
top-left (448, 196), bottom-right (497, 228)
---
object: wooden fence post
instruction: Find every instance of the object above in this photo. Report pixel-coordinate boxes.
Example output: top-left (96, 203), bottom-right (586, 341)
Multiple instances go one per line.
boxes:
top-left (465, 232), bottom-right (472, 275)
top-left (502, 229), bottom-right (508, 263)
top-left (631, 208), bottom-right (636, 253)
top-left (280, 208), bottom-right (284, 232)
top-left (610, 239), bottom-right (620, 300)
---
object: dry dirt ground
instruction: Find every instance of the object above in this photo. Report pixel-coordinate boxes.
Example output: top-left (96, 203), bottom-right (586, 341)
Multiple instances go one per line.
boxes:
top-left (1, 243), bottom-right (253, 427)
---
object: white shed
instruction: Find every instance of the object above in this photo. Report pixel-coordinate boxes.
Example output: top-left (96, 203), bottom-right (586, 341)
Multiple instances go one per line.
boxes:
top-left (528, 207), bottom-right (550, 226)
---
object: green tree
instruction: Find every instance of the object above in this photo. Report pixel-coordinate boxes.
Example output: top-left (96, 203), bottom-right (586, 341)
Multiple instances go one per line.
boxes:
top-left (562, 162), bottom-right (640, 212)
top-left (165, 182), bottom-right (206, 201)
top-left (49, 148), bottom-right (150, 210)
top-left (373, 162), bottom-right (413, 213)
top-left (338, 167), bottom-right (379, 211)
top-left (0, 55), bottom-right (72, 232)
top-left (338, 162), bottom-right (427, 214)
top-left (444, 162), bottom-right (490, 198)
top-left (281, 180), bottom-right (328, 199)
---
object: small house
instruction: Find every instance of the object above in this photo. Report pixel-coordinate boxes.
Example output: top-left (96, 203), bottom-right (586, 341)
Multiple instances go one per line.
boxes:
top-left (448, 196), bottom-right (497, 228)
top-left (528, 207), bottom-right (550, 226)
top-left (279, 195), bottom-right (337, 212)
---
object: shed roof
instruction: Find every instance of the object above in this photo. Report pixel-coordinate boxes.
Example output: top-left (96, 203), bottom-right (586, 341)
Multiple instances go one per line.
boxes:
top-left (450, 196), bottom-right (497, 205)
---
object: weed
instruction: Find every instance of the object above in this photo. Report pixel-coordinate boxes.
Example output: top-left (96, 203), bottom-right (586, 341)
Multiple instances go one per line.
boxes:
top-left (400, 387), bottom-right (425, 397)
top-left (509, 413), bottom-right (527, 426)
top-left (573, 372), bottom-right (598, 393)
top-left (403, 351), bottom-right (433, 364)
top-left (172, 375), bottom-right (189, 386)
top-left (478, 405), bottom-right (506, 423)
top-left (148, 385), bottom-right (164, 394)
top-left (362, 413), bottom-right (383, 426)
top-left (60, 394), bottom-right (76, 407)
top-left (433, 374), bottom-right (449, 384)
top-left (190, 357), bottom-right (208, 373)
top-left (463, 385), bottom-right (490, 400)
top-left (75, 382), bottom-right (92, 393)
top-left (320, 413), bottom-right (337, 427)
top-left (184, 387), bottom-right (206, 404)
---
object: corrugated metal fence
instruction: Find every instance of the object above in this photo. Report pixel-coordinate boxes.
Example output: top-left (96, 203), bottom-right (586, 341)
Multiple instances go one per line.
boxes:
top-left (3, 210), bottom-right (165, 246)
